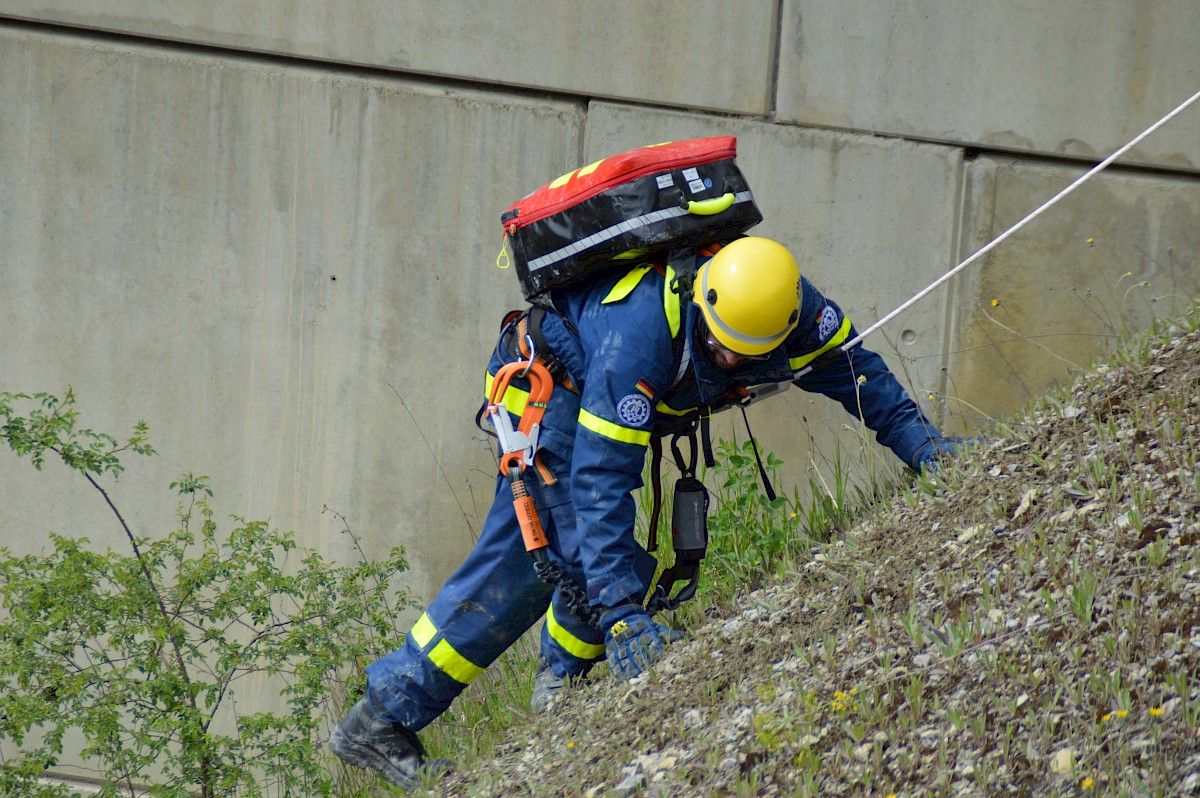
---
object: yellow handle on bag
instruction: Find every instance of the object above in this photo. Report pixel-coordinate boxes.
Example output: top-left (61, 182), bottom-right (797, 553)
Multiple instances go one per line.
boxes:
top-left (686, 193), bottom-right (735, 216)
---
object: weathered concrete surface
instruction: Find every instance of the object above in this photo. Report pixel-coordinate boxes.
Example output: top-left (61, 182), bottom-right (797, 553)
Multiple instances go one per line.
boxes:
top-left (946, 155), bottom-right (1200, 423)
top-left (778, 0), bottom-right (1200, 172)
top-left (584, 103), bottom-right (966, 489)
top-left (0, 2), bottom-right (779, 115)
top-left (0, 26), bottom-right (583, 600)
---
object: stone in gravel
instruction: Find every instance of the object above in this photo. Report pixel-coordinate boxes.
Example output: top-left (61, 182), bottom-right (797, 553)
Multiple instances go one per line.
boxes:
top-left (1050, 747), bottom-right (1076, 775)
top-left (614, 766), bottom-right (644, 796)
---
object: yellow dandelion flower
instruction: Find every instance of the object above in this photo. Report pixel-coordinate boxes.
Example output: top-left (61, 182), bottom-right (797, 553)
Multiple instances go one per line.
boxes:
top-left (1150, 707), bottom-right (1164, 718)
top-left (1114, 709), bottom-right (1129, 719)
top-left (1087, 237), bottom-right (1095, 246)
top-left (1102, 712), bottom-right (1112, 722)
top-left (1082, 778), bottom-right (1095, 790)
top-left (856, 374), bottom-right (867, 385)
top-left (1125, 271), bottom-right (1133, 277)
top-left (567, 741), bottom-right (576, 749)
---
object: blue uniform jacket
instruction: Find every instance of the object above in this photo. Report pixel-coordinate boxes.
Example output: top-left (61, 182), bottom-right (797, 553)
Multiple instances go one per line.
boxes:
top-left (485, 252), bottom-right (943, 613)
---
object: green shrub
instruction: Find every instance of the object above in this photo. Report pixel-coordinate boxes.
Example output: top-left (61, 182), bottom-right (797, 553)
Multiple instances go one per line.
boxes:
top-left (0, 391), bottom-right (412, 797)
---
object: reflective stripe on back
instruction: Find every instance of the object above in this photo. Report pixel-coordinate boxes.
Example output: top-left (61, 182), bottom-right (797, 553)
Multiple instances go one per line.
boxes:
top-left (662, 264), bottom-right (680, 338)
top-left (602, 265), bottom-right (654, 304)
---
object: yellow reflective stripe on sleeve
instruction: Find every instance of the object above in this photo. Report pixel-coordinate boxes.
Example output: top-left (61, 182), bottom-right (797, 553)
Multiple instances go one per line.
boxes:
top-left (545, 605), bottom-right (605, 660)
top-left (484, 372), bottom-right (530, 416)
top-left (602, 265), bottom-right (654, 304)
top-left (428, 640), bottom-right (485, 685)
top-left (662, 264), bottom-right (680, 338)
top-left (410, 613), bottom-right (437, 648)
top-left (655, 401), bottom-right (693, 417)
top-left (578, 408), bottom-right (652, 446)
top-left (789, 317), bottom-right (852, 372)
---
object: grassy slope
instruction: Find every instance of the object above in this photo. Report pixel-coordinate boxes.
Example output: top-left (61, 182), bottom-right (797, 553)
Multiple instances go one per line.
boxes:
top-left (417, 307), bottom-right (1200, 798)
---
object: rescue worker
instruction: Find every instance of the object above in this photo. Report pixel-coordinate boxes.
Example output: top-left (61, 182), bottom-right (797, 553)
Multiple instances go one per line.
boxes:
top-left (330, 236), bottom-right (968, 788)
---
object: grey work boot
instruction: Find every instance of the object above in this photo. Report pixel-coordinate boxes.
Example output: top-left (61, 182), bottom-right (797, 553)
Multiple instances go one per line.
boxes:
top-left (530, 659), bottom-right (567, 714)
top-left (329, 697), bottom-right (448, 789)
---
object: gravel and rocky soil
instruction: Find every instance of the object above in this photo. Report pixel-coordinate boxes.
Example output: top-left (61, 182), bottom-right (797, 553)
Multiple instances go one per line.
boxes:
top-left (427, 316), bottom-right (1200, 798)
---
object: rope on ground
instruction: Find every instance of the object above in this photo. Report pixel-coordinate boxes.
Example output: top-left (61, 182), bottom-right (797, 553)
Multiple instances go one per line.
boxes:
top-left (843, 87), bottom-right (1200, 352)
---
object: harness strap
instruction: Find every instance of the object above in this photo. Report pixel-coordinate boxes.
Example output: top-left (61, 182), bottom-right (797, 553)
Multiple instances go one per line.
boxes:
top-left (738, 405), bottom-right (776, 501)
top-left (647, 436), bottom-right (664, 553)
top-left (518, 307), bottom-right (579, 394)
top-left (700, 412), bottom-right (715, 469)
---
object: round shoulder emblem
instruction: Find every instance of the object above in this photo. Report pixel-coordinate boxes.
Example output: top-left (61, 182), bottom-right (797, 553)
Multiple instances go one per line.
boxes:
top-left (817, 305), bottom-right (839, 341)
top-left (616, 394), bottom-right (652, 427)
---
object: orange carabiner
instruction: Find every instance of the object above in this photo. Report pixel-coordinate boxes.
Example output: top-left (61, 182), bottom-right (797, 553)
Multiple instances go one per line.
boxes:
top-left (487, 359), bottom-right (555, 475)
top-left (486, 358), bottom-right (556, 555)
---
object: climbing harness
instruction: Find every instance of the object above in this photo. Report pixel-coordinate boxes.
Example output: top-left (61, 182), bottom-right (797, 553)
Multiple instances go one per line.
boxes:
top-left (483, 338), bottom-right (598, 627)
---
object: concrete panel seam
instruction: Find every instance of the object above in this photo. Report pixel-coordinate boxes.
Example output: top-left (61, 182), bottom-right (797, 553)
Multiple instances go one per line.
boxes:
top-left (0, 16), bottom-right (589, 115)
top-left (939, 151), bottom-right (971, 427)
top-left (767, 0), bottom-right (784, 121)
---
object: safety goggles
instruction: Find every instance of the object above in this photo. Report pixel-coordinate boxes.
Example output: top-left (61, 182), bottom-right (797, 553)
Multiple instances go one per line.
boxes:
top-left (700, 322), bottom-right (771, 367)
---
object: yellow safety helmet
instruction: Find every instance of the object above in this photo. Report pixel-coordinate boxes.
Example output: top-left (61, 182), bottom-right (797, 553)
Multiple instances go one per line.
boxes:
top-left (693, 237), bottom-right (802, 356)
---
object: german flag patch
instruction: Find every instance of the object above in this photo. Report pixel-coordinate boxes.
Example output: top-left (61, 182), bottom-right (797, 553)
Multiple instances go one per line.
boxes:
top-left (635, 379), bottom-right (656, 400)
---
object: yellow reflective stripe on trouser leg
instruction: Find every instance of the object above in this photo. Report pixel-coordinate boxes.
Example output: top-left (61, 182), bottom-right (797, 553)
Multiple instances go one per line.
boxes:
top-left (545, 604), bottom-right (605, 660)
top-left (407, 612), bottom-right (485, 685)
top-left (578, 408), bottom-right (652, 446)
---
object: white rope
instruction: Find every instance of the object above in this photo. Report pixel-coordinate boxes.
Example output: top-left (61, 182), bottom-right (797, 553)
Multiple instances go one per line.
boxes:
top-left (842, 86), bottom-right (1200, 351)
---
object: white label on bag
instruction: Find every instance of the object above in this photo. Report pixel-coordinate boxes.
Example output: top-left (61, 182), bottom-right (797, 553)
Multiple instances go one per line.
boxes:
top-left (687, 179), bottom-right (706, 193)
top-left (656, 174), bottom-right (674, 189)
top-left (682, 168), bottom-right (700, 181)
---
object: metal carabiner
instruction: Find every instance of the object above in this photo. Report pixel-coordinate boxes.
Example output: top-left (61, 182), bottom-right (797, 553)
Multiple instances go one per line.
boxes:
top-left (517, 334), bottom-right (537, 378)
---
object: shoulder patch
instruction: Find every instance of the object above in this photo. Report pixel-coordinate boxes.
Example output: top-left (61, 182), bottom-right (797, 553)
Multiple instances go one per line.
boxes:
top-left (817, 305), bottom-right (839, 342)
top-left (616, 393), bottom-right (653, 426)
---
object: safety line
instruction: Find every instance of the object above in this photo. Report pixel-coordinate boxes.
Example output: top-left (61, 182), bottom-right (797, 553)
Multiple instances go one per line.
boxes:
top-left (842, 87), bottom-right (1200, 351)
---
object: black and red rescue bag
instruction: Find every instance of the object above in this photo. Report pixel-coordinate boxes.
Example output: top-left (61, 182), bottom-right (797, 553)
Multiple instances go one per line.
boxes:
top-left (500, 137), bottom-right (761, 302)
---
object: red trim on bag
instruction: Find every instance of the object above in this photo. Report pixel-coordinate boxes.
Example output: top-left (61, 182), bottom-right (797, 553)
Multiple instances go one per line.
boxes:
top-left (503, 137), bottom-right (738, 231)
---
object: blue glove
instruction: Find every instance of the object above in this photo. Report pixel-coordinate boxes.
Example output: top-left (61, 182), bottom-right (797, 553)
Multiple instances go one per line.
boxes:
top-left (601, 604), bottom-right (683, 681)
top-left (912, 435), bottom-right (984, 471)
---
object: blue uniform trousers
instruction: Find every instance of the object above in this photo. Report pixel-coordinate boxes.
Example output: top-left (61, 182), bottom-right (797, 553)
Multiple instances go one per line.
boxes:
top-left (363, 451), bottom-right (651, 732)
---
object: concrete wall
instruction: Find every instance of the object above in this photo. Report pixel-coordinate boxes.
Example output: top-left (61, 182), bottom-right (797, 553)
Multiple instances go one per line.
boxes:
top-left (1, 2), bottom-right (1198, 738)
